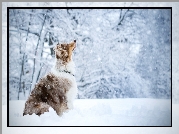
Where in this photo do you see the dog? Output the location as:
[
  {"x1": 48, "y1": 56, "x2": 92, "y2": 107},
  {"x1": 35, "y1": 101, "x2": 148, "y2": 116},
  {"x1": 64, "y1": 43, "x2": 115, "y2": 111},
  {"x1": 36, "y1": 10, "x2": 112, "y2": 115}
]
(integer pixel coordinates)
[{"x1": 23, "y1": 40, "x2": 78, "y2": 116}]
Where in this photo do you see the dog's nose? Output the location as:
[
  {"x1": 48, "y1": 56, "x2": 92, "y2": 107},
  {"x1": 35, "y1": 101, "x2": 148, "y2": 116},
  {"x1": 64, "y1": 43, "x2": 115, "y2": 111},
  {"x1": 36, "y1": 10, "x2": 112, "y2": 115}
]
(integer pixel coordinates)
[{"x1": 74, "y1": 40, "x2": 76, "y2": 43}]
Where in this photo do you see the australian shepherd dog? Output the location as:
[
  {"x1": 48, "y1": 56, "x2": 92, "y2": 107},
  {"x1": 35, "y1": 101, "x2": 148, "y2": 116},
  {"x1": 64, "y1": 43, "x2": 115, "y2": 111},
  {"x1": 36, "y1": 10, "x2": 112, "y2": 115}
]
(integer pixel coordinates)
[{"x1": 23, "y1": 40, "x2": 78, "y2": 116}]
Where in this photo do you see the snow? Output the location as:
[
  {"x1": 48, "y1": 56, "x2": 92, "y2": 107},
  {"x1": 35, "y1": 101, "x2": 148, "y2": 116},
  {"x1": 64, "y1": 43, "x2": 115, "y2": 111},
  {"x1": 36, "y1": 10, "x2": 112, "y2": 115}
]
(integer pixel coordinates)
[
  {"x1": 8, "y1": 99, "x2": 171, "y2": 126},
  {"x1": 3, "y1": 99, "x2": 179, "y2": 134}
]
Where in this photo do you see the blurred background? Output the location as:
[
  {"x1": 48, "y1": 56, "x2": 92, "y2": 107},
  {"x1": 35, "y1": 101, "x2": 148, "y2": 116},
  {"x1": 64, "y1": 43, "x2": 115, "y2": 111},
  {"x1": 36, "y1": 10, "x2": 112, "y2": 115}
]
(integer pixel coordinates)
[{"x1": 8, "y1": 8, "x2": 171, "y2": 100}]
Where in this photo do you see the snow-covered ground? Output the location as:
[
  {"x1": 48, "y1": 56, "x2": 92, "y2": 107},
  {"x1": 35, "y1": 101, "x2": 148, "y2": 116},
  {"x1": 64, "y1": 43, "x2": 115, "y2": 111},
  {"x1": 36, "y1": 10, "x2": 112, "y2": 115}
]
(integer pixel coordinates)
[{"x1": 7, "y1": 99, "x2": 171, "y2": 126}]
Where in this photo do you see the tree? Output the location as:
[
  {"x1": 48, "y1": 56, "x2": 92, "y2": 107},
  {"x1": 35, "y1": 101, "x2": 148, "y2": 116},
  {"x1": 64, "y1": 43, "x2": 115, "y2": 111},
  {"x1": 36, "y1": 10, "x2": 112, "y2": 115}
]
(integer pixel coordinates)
[
  {"x1": 9, "y1": 9, "x2": 171, "y2": 100},
  {"x1": 135, "y1": 9, "x2": 171, "y2": 98}
]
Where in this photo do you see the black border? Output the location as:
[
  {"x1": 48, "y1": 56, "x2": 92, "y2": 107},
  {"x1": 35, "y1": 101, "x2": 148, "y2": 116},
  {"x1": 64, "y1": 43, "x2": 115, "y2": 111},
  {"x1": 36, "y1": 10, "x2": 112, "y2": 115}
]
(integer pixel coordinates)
[{"x1": 7, "y1": 6, "x2": 172, "y2": 127}]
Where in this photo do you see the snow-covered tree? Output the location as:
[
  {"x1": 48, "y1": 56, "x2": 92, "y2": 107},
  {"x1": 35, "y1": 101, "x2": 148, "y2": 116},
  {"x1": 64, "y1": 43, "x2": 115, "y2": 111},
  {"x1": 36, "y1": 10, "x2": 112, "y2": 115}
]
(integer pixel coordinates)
[
  {"x1": 135, "y1": 9, "x2": 171, "y2": 98},
  {"x1": 9, "y1": 8, "x2": 171, "y2": 100}
]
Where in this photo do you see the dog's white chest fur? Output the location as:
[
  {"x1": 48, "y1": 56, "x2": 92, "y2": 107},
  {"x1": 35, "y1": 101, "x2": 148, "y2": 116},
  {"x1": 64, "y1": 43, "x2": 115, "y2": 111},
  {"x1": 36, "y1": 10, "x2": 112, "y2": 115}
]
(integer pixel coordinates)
[{"x1": 51, "y1": 60, "x2": 78, "y2": 109}]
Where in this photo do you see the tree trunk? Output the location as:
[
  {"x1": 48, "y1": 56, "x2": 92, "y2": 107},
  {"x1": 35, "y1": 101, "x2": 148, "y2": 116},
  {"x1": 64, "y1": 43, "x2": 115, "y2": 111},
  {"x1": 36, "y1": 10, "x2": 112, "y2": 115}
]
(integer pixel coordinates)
[{"x1": 30, "y1": 12, "x2": 47, "y2": 93}]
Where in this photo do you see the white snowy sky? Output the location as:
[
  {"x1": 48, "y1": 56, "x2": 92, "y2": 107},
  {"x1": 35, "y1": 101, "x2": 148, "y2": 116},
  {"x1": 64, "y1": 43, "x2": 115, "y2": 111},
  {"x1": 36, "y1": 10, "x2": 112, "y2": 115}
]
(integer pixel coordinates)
[{"x1": 2, "y1": 2, "x2": 179, "y2": 134}]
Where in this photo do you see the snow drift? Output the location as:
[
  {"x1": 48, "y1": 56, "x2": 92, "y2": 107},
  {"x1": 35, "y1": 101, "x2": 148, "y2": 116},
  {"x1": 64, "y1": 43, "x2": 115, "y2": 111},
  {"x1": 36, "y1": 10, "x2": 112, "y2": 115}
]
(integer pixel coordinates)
[{"x1": 8, "y1": 98, "x2": 171, "y2": 126}]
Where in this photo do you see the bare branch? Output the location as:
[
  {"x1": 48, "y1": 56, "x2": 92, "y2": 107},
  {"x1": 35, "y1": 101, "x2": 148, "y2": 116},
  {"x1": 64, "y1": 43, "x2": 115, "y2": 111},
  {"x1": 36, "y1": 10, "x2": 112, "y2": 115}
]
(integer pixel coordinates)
[{"x1": 118, "y1": 9, "x2": 129, "y2": 26}]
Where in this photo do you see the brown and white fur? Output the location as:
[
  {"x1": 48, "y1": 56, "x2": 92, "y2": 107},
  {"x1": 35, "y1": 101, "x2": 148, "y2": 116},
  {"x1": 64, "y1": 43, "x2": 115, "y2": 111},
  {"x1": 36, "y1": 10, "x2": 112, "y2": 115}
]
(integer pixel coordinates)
[{"x1": 23, "y1": 40, "x2": 78, "y2": 116}]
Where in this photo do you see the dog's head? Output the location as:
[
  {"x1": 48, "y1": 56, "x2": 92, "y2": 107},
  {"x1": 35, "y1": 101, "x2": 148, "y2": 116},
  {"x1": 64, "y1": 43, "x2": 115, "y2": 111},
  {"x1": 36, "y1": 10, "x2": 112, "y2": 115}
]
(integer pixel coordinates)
[{"x1": 53, "y1": 40, "x2": 76, "y2": 64}]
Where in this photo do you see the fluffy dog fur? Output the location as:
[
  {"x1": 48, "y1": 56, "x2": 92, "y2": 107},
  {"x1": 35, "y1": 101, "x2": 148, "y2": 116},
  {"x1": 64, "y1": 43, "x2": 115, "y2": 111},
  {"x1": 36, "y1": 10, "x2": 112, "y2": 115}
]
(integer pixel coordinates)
[{"x1": 23, "y1": 40, "x2": 77, "y2": 116}]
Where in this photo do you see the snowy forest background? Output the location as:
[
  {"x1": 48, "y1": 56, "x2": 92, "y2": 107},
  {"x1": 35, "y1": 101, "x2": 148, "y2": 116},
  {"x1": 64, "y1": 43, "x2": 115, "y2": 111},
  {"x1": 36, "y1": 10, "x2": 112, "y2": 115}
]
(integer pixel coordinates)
[{"x1": 8, "y1": 8, "x2": 171, "y2": 100}]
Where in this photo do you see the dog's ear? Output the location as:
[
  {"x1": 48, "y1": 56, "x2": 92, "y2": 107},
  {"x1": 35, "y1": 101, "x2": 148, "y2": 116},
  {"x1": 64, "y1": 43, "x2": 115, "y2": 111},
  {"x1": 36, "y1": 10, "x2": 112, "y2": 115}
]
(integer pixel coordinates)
[{"x1": 53, "y1": 43, "x2": 60, "y2": 51}]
